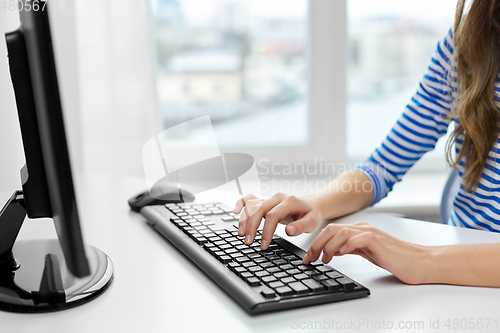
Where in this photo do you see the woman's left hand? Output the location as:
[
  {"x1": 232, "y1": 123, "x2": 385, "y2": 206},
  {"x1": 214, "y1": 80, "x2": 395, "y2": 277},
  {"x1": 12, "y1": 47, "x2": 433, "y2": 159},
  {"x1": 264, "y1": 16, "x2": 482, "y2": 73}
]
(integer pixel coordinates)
[{"x1": 302, "y1": 222, "x2": 431, "y2": 285}]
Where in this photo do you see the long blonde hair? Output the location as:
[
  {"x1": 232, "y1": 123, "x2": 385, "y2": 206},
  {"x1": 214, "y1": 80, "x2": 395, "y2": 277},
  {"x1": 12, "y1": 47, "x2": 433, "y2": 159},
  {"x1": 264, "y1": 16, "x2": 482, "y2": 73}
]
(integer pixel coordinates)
[{"x1": 446, "y1": 0, "x2": 500, "y2": 191}]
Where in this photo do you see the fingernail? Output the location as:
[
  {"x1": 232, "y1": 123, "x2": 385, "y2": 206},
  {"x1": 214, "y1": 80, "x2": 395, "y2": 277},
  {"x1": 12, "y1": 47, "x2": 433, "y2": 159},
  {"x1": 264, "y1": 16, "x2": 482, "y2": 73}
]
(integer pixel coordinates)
[
  {"x1": 261, "y1": 240, "x2": 267, "y2": 250},
  {"x1": 287, "y1": 225, "x2": 296, "y2": 236},
  {"x1": 238, "y1": 225, "x2": 244, "y2": 236},
  {"x1": 303, "y1": 254, "x2": 310, "y2": 264},
  {"x1": 245, "y1": 235, "x2": 251, "y2": 244}
]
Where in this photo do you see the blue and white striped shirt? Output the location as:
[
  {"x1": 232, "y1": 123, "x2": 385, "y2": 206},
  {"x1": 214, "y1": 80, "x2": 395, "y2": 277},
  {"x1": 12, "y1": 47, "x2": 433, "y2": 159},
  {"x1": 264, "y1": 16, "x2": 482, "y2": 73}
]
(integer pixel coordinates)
[{"x1": 354, "y1": 28, "x2": 500, "y2": 232}]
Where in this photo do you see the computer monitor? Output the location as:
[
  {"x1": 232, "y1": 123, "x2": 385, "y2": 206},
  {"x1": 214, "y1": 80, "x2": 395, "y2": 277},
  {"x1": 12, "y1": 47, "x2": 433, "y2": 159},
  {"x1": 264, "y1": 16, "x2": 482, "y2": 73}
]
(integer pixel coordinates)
[{"x1": 0, "y1": 3, "x2": 113, "y2": 312}]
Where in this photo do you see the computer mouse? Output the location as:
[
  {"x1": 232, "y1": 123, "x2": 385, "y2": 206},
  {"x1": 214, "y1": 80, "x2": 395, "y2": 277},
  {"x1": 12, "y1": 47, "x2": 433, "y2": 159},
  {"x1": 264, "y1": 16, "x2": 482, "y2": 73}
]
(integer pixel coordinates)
[{"x1": 128, "y1": 190, "x2": 195, "y2": 212}]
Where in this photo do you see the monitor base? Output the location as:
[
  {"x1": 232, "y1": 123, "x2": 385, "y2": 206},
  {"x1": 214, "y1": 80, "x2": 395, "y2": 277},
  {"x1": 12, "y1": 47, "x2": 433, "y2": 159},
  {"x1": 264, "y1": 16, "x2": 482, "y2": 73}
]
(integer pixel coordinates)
[{"x1": 0, "y1": 239, "x2": 113, "y2": 313}]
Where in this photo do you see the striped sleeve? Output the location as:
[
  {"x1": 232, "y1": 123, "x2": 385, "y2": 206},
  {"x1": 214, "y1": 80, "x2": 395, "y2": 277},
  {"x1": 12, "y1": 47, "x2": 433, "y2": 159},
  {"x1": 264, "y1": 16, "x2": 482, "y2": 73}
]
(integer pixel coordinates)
[{"x1": 353, "y1": 29, "x2": 455, "y2": 205}]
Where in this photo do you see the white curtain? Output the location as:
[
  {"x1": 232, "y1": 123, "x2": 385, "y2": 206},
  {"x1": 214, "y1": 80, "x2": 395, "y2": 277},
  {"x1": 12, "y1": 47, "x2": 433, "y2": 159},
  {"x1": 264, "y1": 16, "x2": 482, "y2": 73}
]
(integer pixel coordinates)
[
  {"x1": 0, "y1": 11, "x2": 26, "y2": 194},
  {"x1": 0, "y1": 0, "x2": 157, "y2": 196},
  {"x1": 75, "y1": 0, "x2": 158, "y2": 178}
]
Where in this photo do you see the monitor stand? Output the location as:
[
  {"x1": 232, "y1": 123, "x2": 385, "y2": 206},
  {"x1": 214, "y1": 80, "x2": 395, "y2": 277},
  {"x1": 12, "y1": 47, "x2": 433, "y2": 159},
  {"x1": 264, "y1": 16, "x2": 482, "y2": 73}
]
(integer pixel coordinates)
[{"x1": 0, "y1": 192, "x2": 114, "y2": 313}]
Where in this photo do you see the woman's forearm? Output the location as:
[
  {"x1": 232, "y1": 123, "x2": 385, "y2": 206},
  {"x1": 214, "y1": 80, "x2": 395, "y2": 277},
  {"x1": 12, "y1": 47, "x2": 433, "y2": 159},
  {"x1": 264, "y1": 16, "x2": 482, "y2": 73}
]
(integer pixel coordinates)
[
  {"x1": 305, "y1": 170, "x2": 373, "y2": 221},
  {"x1": 423, "y1": 243, "x2": 500, "y2": 287}
]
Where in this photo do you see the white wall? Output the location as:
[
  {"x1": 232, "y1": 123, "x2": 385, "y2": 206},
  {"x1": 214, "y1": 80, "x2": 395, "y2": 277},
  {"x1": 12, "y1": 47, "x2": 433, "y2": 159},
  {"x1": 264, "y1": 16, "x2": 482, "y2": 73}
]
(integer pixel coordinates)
[{"x1": 0, "y1": 10, "x2": 24, "y2": 194}]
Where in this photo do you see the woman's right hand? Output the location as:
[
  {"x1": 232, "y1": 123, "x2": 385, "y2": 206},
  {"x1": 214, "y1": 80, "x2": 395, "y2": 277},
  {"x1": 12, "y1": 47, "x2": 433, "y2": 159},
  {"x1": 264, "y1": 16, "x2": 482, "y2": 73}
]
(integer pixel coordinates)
[{"x1": 233, "y1": 193, "x2": 324, "y2": 250}]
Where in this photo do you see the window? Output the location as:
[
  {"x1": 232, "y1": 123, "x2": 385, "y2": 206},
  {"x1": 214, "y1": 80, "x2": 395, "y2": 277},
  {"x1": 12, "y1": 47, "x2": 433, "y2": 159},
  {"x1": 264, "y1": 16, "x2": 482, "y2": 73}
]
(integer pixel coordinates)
[
  {"x1": 346, "y1": 0, "x2": 457, "y2": 172},
  {"x1": 151, "y1": 0, "x2": 346, "y2": 167}
]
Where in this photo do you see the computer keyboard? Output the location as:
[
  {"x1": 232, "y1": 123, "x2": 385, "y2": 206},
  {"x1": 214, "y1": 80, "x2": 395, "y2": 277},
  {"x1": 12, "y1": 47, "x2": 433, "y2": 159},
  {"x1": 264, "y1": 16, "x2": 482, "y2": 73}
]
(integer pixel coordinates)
[{"x1": 141, "y1": 202, "x2": 370, "y2": 314}]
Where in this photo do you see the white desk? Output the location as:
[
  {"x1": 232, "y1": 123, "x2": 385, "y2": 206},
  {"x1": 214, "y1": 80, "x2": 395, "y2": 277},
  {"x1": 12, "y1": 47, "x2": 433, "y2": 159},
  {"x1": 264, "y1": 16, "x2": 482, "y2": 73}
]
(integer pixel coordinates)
[{"x1": 2, "y1": 173, "x2": 500, "y2": 333}]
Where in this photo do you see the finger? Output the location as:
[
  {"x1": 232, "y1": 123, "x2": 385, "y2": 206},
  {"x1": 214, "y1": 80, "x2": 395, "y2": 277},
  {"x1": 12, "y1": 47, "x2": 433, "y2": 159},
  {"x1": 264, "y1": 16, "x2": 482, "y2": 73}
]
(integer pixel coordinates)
[
  {"x1": 302, "y1": 224, "x2": 343, "y2": 264},
  {"x1": 243, "y1": 194, "x2": 285, "y2": 244},
  {"x1": 260, "y1": 198, "x2": 309, "y2": 249},
  {"x1": 338, "y1": 231, "x2": 378, "y2": 255},
  {"x1": 285, "y1": 211, "x2": 319, "y2": 236},
  {"x1": 238, "y1": 198, "x2": 263, "y2": 238},
  {"x1": 321, "y1": 227, "x2": 363, "y2": 263},
  {"x1": 233, "y1": 193, "x2": 260, "y2": 214}
]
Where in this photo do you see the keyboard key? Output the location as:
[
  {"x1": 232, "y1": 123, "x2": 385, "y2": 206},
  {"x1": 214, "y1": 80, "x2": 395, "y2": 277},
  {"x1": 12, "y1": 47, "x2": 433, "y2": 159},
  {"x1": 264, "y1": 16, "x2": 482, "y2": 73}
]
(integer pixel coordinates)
[
  {"x1": 304, "y1": 270, "x2": 321, "y2": 276},
  {"x1": 297, "y1": 265, "x2": 314, "y2": 271},
  {"x1": 194, "y1": 237, "x2": 207, "y2": 244},
  {"x1": 255, "y1": 270, "x2": 270, "y2": 278},
  {"x1": 316, "y1": 265, "x2": 334, "y2": 273},
  {"x1": 326, "y1": 271, "x2": 343, "y2": 279},
  {"x1": 322, "y1": 279, "x2": 341, "y2": 291},
  {"x1": 276, "y1": 286, "x2": 294, "y2": 297},
  {"x1": 273, "y1": 259, "x2": 287, "y2": 266},
  {"x1": 302, "y1": 279, "x2": 325, "y2": 292},
  {"x1": 274, "y1": 272, "x2": 288, "y2": 279},
  {"x1": 266, "y1": 267, "x2": 281, "y2": 274},
  {"x1": 235, "y1": 257, "x2": 250, "y2": 263},
  {"x1": 234, "y1": 267, "x2": 247, "y2": 276},
  {"x1": 335, "y1": 277, "x2": 356, "y2": 290},
  {"x1": 286, "y1": 269, "x2": 301, "y2": 276},
  {"x1": 219, "y1": 256, "x2": 232, "y2": 264},
  {"x1": 217, "y1": 204, "x2": 234, "y2": 213},
  {"x1": 246, "y1": 277, "x2": 261, "y2": 287},
  {"x1": 260, "y1": 262, "x2": 274, "y2": 269},
  {"x1": 283, "y1": 255, "x2": 298, "y2": 262},
  {"x1": 242, "y1": 261, "x2": 256, "y2": 268},
  {"x1": 194, "y1": 226, "x2": 207, "y2": 231},
  {"x1": 241, "y1": 272, "x2": 253, "y2": 279},
  {"x1": 222, "y1": 216, "x2": 237, "y2": 222},
  {"x1": 289, "y1": 282, "x2": 309, "y2": 294},
  {"x1": 261, "y1": 288, "x2": 276, "y2": 299},
  {"x1": 225, "y1": 248, "x2": 237, "y2": 254},
  {"x1": 200, "y1": 210, "x2": 212, "y2": 215},
  {"x1": 268, "y1": 281, "x2": 285, "y2": 289},
  {"x1": 279, "y1": 264, "x2": 293, "y2": 271},
  {"x1": 248, "y1": 266, "x2": 262, "y2": 272},
  {"x1": 290, "y1": 260, "x2": 303, "y2": 266},
  {"x1": 211, "y1": 209, "x2": 224, "y2": 214},
  {"x1": 312, "y1": 274, "x2": 329, "y2": 281},
  {"x1": 281, "y1": 277, "x2": 296, "y2": 284},
  {"x1": 228, "y1": 262, "x2": 240, "y2": 270},
  {"x1": 293, "y1": 273, "x2": 309, "y2": 280},
  {"x1": 262, "y1": 275, "x2": 277, "y2": 284},
  {"x1": 230, "y1": 253, "x2": 243, "y2": 259}
]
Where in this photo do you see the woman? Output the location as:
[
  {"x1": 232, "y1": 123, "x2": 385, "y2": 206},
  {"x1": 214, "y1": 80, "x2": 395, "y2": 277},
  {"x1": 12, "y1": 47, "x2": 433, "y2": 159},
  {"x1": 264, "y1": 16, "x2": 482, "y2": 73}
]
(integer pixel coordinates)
[{"x1": 234, "y1": 0, "x2": 500, "y2": 287}]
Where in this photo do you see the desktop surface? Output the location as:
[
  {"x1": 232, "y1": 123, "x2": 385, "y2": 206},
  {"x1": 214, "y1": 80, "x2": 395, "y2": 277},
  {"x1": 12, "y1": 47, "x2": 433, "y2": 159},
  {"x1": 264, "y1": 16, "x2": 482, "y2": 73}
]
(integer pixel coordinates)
[{"x1": 2, "y1": 173, "x2": 500, "y2": 333}]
